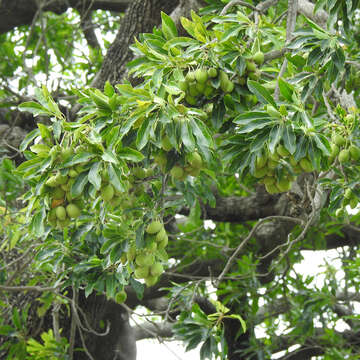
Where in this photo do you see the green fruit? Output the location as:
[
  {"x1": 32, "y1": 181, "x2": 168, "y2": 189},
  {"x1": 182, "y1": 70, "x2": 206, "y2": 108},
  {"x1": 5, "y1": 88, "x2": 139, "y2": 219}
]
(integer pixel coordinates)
[
  {"x1": 265, "y1": 183, "x2": 279, "y2": 194},
  {"x1": 127, "y1": 247, "x2": 136, "y2": 262},
  {"x1": 299, "y1": 158, "x2": 314, "y2": 172},
  {"x1": 208, "y1": 68, "x2": 218, "y2": 78},
  {"x1": 203, "y1": 86, "x2": 214, "y2": 98},
  {"x1": 289, "y1": 156, "x2": 298, "y2": 167},
  {"x1": 46, "y1": 175, "x2": 60, "y2": 187},
  {"x1": 158, "y1": 236, "x2": 168, "y2": 249},
  {"x1": 179, "y1": 80, "x2": 188, "y2": 91},
  {"x1": 246, "y1": 60, "x2": 257, "y2": 72},
  {"x1": 188, "y1": 83, "x2": 200, "y2": 97},
  {"x1": 195, "y1": 81, "x2": 206, "y2": 93},
  {"x1": 134, "y1": 267, "x2": 150, "y2": 279},
  {"x1": 333, "y1": 133, "x2": 346, "y2": 146},
  {"x1": 155, "y1": 227, "x2": 167, "y2": 242},
  {"x1": 66, "y1": 203, "x2": 81, "y2": 219},
  {"x1": 57, "y1": 218, "x2": 71, "y2": 229},
  {"x1": 276, "y1": 144, "x2": 290, "y2": 157},
  {"x1": 253, "y1": 167, "x2": 268, "y2": 178},
  {"x1": 349, "y1": 145, "x2": 360, "y2": 161},
  {"x1": 55, "y1": 206, "x2": 67, "y2": 221},
  {"x1": 150, "y1": 263, "x2": 164, "y2": 277},
  {"x1": 146, "y1": 220, "x2": 163, "y2": 234},
  {"x1": 52, "y1": 187, "x2": 65, "y2": 200},
  {"x1": 68, "y1": 169, "x2": 78, "y2": 178},
  {"x1": 267, "y1": 159, "x2": 278, "y2": 170},
  {"x1": 248, "y1": 71, "x2": 260, "y2": 81},
  {"x1": 133, "y1": 167, "x2": 146, "y2": 179},
  {"x1": 195, "y1": 68, "x2": 208, "y2": 83},
  {"x1": 276, "y1": 179, "x2": 292, "y2": 192},
  {"x1": 136, "y1": 253, "x2": 155, "y2": 267},
  {"x1": 219, "y1": 70, "x2": 229, "y2": 86},
  {"x1": 185, "y1": 71, "x2": 196, "y2": 82},
  {"x1": 263, "y1": 176, "x2": 275, "y2": 186},
  {"x1": 188, "y1": 152, "x2": 202, "y2": 169},
  {"x1": 253, "y1": 51, "x2": 264, "y2": 65},
  {"x1": 170, "y1": 166, "x2": 185, "y2": 180},
  {"x1": 101, "y1": 184, "x2": 115, "y2": 202},
  {"x1": 269, "y1": 151, "x2": 280, "y2": 162},
  {"x1": 330, "y1": 143, "x2": 340, "y2": 157},
  {"x1": 145, "y1": 276, "x2": 158, "y2": 287},
  {"x1": 338, "y1": 149, "x2": 350, "y2": 163},
  {"x1": 154, "y1": 151, "x2": 167, "y2": 168},
  {"x1": 57, "y1": 175, "x2": 68, "y2": 185},
  {"x1": 115, "y1": 290, "x2": 127, "y2": 304},
  {"x1": 185, "y1": 94, "x2": 197, "y2": 106},
  {"x1": 185, "y1": 166, "x2": 201, "y2": 177},
  {"x1": 256, "y1": 155, "x2": 267, "y2": 169},
  {"x1": 223, "y1": 80, "x2": 234, "y2": 93}
]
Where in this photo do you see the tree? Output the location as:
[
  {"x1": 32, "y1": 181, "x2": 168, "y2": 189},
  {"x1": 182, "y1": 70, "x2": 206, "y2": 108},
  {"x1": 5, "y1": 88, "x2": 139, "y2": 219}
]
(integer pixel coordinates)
[{"x1": 1, "y1": 0, "x2": 360, "y2": 359}]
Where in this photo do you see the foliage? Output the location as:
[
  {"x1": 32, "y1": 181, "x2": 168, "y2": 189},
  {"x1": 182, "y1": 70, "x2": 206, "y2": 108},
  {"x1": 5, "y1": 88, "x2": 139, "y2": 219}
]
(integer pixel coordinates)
[{"x1": 1, "y1": 0, "x2": 360, "y2": 359}]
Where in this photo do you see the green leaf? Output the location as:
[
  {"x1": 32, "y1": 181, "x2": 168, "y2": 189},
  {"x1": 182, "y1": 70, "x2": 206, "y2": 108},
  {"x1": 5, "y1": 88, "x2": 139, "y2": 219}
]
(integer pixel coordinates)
[
  {"x1": 108, "y1": 163, "x2": 125, "y2": 192},
  {"x1": 283, "y1": 126, "x2": 297, "y2": 154},
  {"x1": 19, "y1": 128, "x2": 40, "y2": 151},
  {"x1": 161, "y1": 11, "x2": 178, "y2": 40},
  {"x1": 136, "y1": 115, "x2": 154, "y2": 150},
  {"x1": 101, "y1": 149, "x2": 118, "y2": 164},
  {"x1": 88, "y1": 162, "x2": 101, "y2": 191},
  {"x1": 18, "y1": 101, "x2": 52, "y2": 116},
  {"x1": 30, "y1": 207, "x2": 46, "y2": 237},
  {"x1": 62, "y1": 152, "x2": 95, "y2": 167},
  {"x1": 71, "y1": 172, "x2": 88, "y2": 198},
  {"x1": 180, "y1": 17, "x2": 196, "y2": 38},
  {"x1": 118, "y1": 147, "x2": 144, "y2": 162},
  {"x1": 278, "y1": 78, "x2": 294, "y2": 102},
  {"x1": 247, "y1": 80, "x2": 277, "y2": 108},
  {"x1": 181, "y1": 120, "x2": 196, "y2": 152},
  {"x1": 268, "y1": 125, "x2": 283, "y2": 154},
  {"x1": 313, "y1": 134, "x2": 331, "y2": 156},
  {"x1": 129, "y1": 277, "x2": 144, "y2": 300}
]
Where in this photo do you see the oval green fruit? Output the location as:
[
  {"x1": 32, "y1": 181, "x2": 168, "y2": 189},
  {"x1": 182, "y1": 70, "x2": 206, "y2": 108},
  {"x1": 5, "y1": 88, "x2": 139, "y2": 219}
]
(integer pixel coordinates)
[
  {"x1": 145, "y1": 275, "x2": 158, "y2": 287},
  {"x1": 135, "y1": 253, "x2": 154, "y2": 267},
  {"x1": 52, "y1": 187, "x2": 65, "y2": 200},
  {"x1": 154, "y1": 151, "x2": 167, "y2": 167},
  {"x1": 134, "y1": 267, "x2": 150, "y2": 279},
  {"x1": 158, "y1": 236, "x2": 168, "y2": 249},
  {"x1": 256, "y1": 155, "x2": 267, "y2": 169},
  {"x1": 155, "y1": 227, "x2": 167, "y2": 242},
  {"x1": 188, "y1": 152, "x2": 202, "y2": 169},
  {"x1": 68, "y1": 169, "x2": 78, "y2": 178},
  {"x1": 276, "y1": 144, "x2": 290, "y2": 157},
  {"x1": 276, "y1": 179, "x2": 292, "y2": 192},
  {"x1": 161, "y1": 136, "x2": 173, "y2": 152},
  {"x1": 349, "y1": 145, "x2": 360, "y2": 161},
  {"x1": 146, "y1": 220, "x2": 163, "y2": 234},
  {"x1": 246, "y1": 60, "x2": 257, "y2": 72},
  {"x1": 55, "y1": 206, "x2": 67, "y2": 221},
  {"x1": 185, "y1": 94, "x2": 197, "y2": 106},
  {"x1": 170, "y1": 165, "x2": 185, "y2": 180},
  {"x1": 263, "y1": 176, "x2": 275, "y2": 186},
  {"x1": 66, "y1": 203, "x2": 81, "y2": 219},
  {"x1": 179, "y1": 80, "x2": 188, "y2": 91},
  {"x1": 253, "y1": 51, "x2": 264, "y2": 65},
  {"x1": 195, "y1": 68, "x2": 208, "y2": 83},
  {"x1": 265, "y1": 183, "x2": 279, "y2": 194},
  {"x1": 253, "y1": 167, "x2": 268, "y2": 178},
  {"x1": 150, "y1": 263, "x2": 164, "y2": 277},
  {"x1": 338, "y1": 149, "x2": 350, "y2": 163},
  {"x1": 195, "y1": 81, "x2": 206, "y2": 93},
  {"x1": 299, "y1": 158, "x2": 314, "y2": 172},
  {"x1": 330, "y1": 143, "x2": 340, "y2": 157},
  {"x1": 333, "y1": 133, "x2": 346, "y2": 146},
  {"x1": 101, "y1": 184, "x2": 115, "y2": 202},
  {"x1": 133, "y1": 167, "x2": 146, "y2": 179},
  {"x1": 208, "y1": 68, "x2": 218, "y2": 78},
  {"x1": 185, "y1": 71, "x2": 196, "y2": 82},
  {"x1": 115, "y1": 290, "x2": 127, "y2": 304}
]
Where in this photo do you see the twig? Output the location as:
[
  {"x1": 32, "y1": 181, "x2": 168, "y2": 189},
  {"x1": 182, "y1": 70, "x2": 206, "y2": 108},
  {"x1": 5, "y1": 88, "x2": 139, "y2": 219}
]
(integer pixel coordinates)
[
  {"x1": 220, "y1": 0, "x2": 261, "y2": 15},
  {"x1": 214, "y1": 215, "x2": 302, "y2": 287}
]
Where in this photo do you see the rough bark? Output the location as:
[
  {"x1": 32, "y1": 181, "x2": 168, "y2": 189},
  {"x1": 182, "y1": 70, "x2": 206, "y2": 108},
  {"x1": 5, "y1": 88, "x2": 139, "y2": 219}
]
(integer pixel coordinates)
[{"x1": 91, "y1": 0, "x2": 180, "y2": 89}]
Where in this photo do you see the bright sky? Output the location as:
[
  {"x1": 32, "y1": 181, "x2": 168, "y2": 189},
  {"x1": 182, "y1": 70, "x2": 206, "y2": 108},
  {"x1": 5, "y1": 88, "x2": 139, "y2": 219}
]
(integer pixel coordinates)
[{"x1": 135, "y1": 248, "x2": 345, "y2": 360}]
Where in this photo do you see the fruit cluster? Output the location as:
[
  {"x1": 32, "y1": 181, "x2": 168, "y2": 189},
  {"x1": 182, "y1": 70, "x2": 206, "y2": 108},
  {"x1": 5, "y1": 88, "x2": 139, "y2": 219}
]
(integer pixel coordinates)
[
  {"x1": 329, "y1": 131, "x2": 360, "y2": 164},
  {"x1": 254, "y1": 145, "x2": 314, "y2": 194},
  {"x1": 46, "y1": 169, "x2": 84, "y2": 229},
  {"x1": 45, "y1": 161, "x2": 124, "y2": 229},
  {"x1": 180, "y1": 67, "x2": 233, "y2": 106},
  {"x1": 128, "y1": 220, "x2": 167, "y2": 286},
  {"x1": 154, "y1": 150, "x2": 203, "y2": 181}
]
